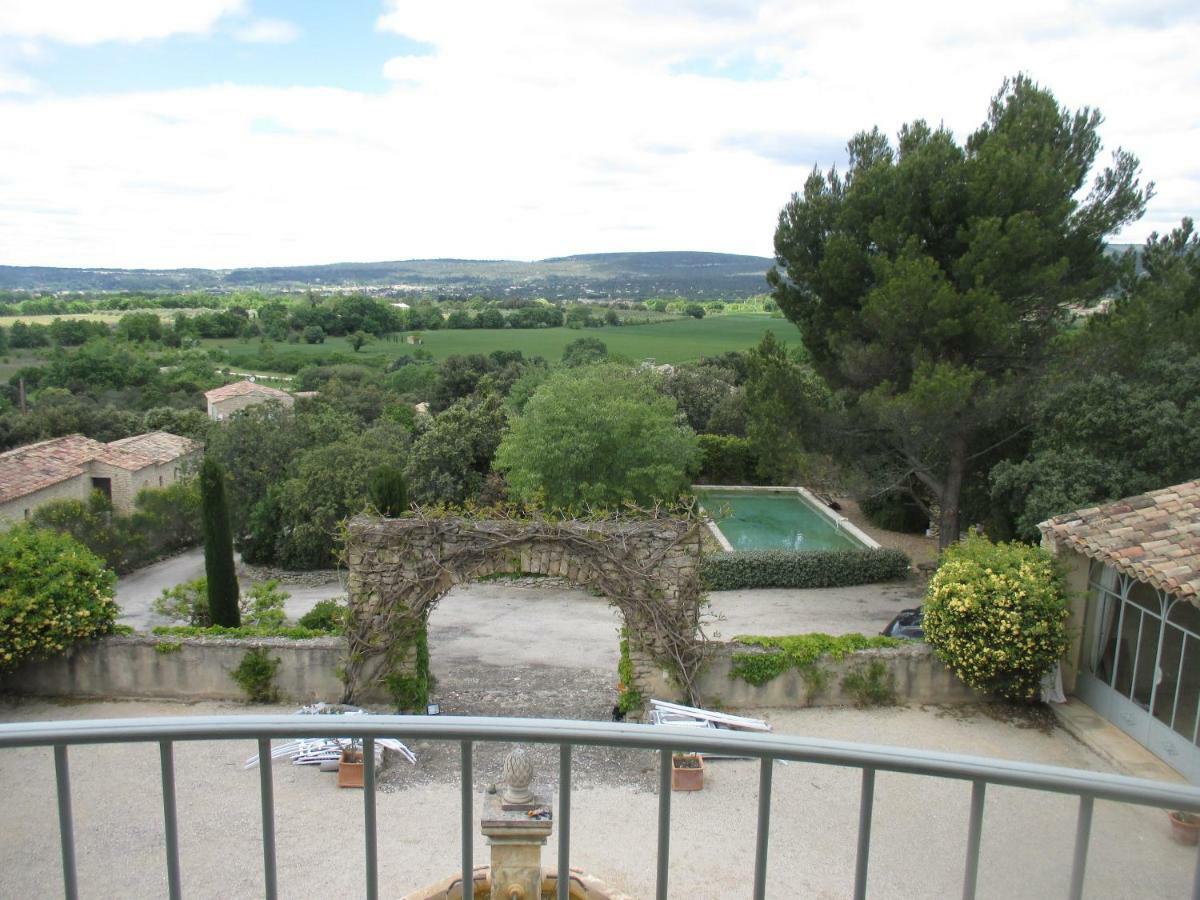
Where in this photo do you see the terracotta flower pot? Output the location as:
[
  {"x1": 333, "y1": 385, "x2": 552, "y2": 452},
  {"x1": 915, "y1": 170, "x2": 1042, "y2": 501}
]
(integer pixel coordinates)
[
  {"x1": 338, "y1": 747, "x2": 365, "y2": 789},
  {"x1": 671, "y1": 754, "x2": 704, "y2": 791},
  {"x1": 1169, "y1": 811, "x2": 1200, "y2": 845}
]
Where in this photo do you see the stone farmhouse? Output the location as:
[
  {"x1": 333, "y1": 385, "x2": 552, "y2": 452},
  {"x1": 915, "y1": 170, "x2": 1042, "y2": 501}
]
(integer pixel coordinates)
[
  {"x1": 204, "y1": 380, "x2": 294, "y2": 421},
  {"x1": 1041, "y1": 479, "x2": 1200, "y2": 781},
  {"x1": 0, "y1": 431, "x2": 200, "y2": 526}
]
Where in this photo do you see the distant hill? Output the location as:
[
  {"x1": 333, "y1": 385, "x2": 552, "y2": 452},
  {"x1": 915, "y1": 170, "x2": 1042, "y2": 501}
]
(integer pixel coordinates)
[{"x1": 0, "y1": 251, "x2": 776, "y2": 299}]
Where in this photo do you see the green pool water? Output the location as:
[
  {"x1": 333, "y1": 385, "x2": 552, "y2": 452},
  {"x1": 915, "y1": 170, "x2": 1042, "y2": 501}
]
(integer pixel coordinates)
[{"x1": 698, "y1": 489, "x2": 866, "y2": 552}]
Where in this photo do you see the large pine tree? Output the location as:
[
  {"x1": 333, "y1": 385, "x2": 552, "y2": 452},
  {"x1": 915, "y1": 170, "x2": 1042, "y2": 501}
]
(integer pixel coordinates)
[{"x1": 769, "y1": 75, "x2": 1152, "y2": 548}]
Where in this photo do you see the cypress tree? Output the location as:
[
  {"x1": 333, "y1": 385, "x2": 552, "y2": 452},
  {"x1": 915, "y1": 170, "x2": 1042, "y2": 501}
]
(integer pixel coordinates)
[
  {"x1": 200, "y1": 456, "x2": 240, "y2": 627},
  {"x1": 368, "y1": 464, "x2": 409, "y2": 517}
]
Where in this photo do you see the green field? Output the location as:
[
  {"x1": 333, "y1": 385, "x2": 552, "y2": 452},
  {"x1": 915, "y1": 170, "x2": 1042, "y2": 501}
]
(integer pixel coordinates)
[{"x1": 206, "y1": 314, "x2": 802, "y2": 368}]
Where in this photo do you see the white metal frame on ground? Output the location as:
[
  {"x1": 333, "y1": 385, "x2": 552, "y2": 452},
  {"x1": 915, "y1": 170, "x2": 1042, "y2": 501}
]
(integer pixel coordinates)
[{"x1": 692, "y1": 484, "x2": 881, "y2": 552}]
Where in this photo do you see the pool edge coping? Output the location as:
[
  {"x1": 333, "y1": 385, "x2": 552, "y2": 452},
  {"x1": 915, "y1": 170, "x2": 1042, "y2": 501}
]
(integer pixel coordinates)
[{"x1": 691, "y1": 484, "x2": 882, "y2": 551}]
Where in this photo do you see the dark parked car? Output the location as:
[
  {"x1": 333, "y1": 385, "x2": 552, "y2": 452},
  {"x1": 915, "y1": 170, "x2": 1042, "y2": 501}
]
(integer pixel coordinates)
[{"x1": 881, "y1": 608, "x2": 924, "y2": 640}]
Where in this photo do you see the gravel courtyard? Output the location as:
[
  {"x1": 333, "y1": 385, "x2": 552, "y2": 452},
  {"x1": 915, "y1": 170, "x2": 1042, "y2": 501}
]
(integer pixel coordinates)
[{"x1": 0, "y1": 698, "x2": 1194, "y2": 899}]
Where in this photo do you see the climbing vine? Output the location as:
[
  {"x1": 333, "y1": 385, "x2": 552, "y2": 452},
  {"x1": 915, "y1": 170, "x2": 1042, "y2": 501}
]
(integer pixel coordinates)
[
  {"x1": 616, "y1": 630, "x2": 644, "y2": 714},
  {"x1": 341, "y1": 505, "x2": 709, "y2": 705},
  {"x1": 730, "y1": 633, "x2": 900, "y2": 687}
]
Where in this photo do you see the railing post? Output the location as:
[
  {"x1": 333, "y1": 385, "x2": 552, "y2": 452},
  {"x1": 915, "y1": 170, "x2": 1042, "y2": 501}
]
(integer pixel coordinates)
[
  {"x1": 962, "y1": 780, "x2": 986, "y2": 900},
  {"x1": 558, "y1": 743, "x2": 572, "y2": 900},
  {"x1": 752, "y1": 757, "x2": 774, "y2": 900},
  {"x1": 159, "y1": 741, "x2": 183, "y2": 900},
  {"x1": 461, "y1": 740, "x2": 474, "y2": 898},
  {"x1": 1068, "y1": 795, "x2": 1093, "y2": 900},
  {"x1": 853, "y1": 767, "x2": 876, "y2": 900},
  {"x1": 53, "y1": 745, "x2": 78, "y2": 900},
  {"x1": 257, "y1": 738, "x2": 278, "y2": 900},
  {"x1": 656, "y1": 749, "x2": 672, "y2": 900},
  {"x1": 364, "y1": 737, "x2": 378, "y2": 900}
]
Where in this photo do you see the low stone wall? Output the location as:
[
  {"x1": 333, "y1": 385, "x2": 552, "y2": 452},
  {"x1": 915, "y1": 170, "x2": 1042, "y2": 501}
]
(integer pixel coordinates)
[
  {"x1": 639, "y1": 641, "x2": 981, "y2": 708},
  {"x1": 2, "y1": 635, "x2": 346, "y2": 703}
]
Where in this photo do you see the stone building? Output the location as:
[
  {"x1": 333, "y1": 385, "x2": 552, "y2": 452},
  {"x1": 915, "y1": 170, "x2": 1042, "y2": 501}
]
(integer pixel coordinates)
[
  {"x1": 0, "y1": 431, "x2": 200, "y2": 525},
  {"x1": 1040, "y1": 479, "x2": 1200, "y2": 781},
  {"x1": 204, "y1": 380, "x2": 294, "y2": 420}
]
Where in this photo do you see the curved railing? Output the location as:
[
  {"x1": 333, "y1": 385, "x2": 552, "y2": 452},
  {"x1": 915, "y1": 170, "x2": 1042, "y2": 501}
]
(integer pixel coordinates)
[{"x1": 2, "y1": 714, "x2": 1199, "y2": 900}]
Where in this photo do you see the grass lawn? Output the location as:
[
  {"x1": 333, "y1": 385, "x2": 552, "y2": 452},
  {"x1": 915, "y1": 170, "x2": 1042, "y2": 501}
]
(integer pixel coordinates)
[
  {"x1": 0, "y1": 313, "x2": 127, "y2": 326},
  {"x1": 207, "y1": 313, "x2": 803, "y2": 369},
  {"x1": 0, "y1": 350, "x2": 45, "y2": 379}
]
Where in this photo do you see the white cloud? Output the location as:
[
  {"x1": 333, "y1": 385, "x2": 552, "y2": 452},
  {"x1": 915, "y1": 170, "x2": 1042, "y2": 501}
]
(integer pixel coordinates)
[
  {"x1": 233, "y1": 18, "x2": 299, "y2": 44},
  {"x1": 0, "y1": 0, "x2": 244, "y2": 45},
  {"x1": 0, "y1": 1, "x2": 1197, "y2": 267},
  {"x1": 0, "y1": 68, "x2": 36, "y2": 94},
  {"x1": 381, "y1": 55, "x2": 437, "y2": 84}
]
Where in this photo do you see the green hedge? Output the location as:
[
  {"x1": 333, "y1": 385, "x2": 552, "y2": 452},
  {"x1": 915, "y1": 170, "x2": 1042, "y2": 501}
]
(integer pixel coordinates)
[
  {"x1": 702, "y1": 548, "x2": 910, "y2": 590},
  {"x1": 696, "y1": 434, "x2": 759, "y2": 484}
]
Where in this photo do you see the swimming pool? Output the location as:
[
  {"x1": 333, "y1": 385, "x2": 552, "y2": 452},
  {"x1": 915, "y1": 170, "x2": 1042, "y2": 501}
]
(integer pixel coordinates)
[{"x1": 695, "y1": 486, "x2": 878, "y2": 552}]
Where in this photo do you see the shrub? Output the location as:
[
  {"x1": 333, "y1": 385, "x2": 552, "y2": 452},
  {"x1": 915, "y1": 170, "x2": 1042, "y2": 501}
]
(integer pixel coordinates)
[
  {"x1": 702, "y1": 548, "x2": 910, "y2": 590},
  {"x1": 30, "y1": 480, "x2": 201, "y2": 574},
  {"x1": 242, "y1": 580, "x2": 288, "y2": 630},
  {"x1": 696, "y1": 434, "x2": 758, "y2": 484},
  {"x1": 922, "y1": 533, "x2": 1069, "y2": 702},
  {"x1": 369, "y1": 465, "x2": 409, "y2": 517},
  {"x1": 231, "y1": 648, "x2": 281, "y2": 703},
  {"x1": 154, "y1": 578, "x2": 210, "y2": 626},
  {"x1": 155, "y1": 578, "x2": 291, "y2": 631},
  {"x1": 0, "y1": 527, "x2": 118, "y2": 669},
  {"x1": 297, "y1": 599, "x2": 347, "y2": 633}
]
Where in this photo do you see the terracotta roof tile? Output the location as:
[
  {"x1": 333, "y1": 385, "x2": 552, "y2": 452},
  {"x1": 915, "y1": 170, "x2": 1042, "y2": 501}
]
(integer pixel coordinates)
[
  {"x1": 204, "y1": 380, "x2": 292, "y2": 403},
  {"x1": 108, "y1": 431, "x2": 201, "y2": 464},
  {"x1": 1039, "y1": 479, "x2": 1200, "y2": 598}
]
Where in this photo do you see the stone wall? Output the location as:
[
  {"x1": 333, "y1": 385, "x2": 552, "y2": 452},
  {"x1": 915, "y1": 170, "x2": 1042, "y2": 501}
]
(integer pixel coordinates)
[
  {"x1": 638, "y1": 642, "x2": 982, "y2": 708},
  {"x1": 343, "y1": 514, "x2": 706, "y2": 704},
  {"x1": 1, "y1": 634, "x2": 979, "y2": 710},
  {"x1": 2, "y1": 634, "x2": 345, "y2": 703},
  {"x1": 0, "y1": 474, "x2": 91, "y2": 526}
]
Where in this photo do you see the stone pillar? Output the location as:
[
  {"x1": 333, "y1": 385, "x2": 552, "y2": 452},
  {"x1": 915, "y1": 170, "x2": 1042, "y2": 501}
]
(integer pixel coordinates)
[{"x1": 481, "y1": 748, "x2": 553, "y2": 900}]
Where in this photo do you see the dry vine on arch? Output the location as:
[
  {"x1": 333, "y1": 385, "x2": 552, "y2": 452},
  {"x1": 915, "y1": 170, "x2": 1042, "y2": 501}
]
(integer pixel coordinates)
[{"x1": 340, "y1": 505, "x2": 709, "y2": 710}]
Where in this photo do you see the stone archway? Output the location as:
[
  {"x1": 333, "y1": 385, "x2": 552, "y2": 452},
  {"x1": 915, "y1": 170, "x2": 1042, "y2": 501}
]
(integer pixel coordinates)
[{"x1": 341, "y1": 513, "x2": 705, "y2": 709}]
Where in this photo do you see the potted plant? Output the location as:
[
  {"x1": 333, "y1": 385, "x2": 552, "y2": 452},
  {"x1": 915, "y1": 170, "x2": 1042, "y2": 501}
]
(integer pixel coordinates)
[
  {"x1": 671, "y1": 753, "x2": 704, "y2": 791},
  {"x1": 338, "y1": 740, "x2": 365, "y2": 789},
  {"x1": 1168, "y1": 810, "x2": 1200, "y2": 845}
]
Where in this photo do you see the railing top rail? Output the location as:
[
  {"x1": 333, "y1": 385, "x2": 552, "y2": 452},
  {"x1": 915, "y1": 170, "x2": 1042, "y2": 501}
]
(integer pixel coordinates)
[{"x1": 2, "y1": 714, "x2": 1197, "y2": 811}]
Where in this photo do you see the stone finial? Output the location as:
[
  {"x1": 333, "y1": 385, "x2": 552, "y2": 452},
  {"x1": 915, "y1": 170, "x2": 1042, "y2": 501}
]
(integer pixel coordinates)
[{"x1": 501, "y1": 746, "x2": 535, "y2": 806}]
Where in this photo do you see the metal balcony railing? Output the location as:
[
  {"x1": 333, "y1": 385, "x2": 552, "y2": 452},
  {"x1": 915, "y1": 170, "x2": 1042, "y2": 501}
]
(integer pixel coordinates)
[{"x1": 2, "y1": 714, "x2": 1200, "y2": 900}]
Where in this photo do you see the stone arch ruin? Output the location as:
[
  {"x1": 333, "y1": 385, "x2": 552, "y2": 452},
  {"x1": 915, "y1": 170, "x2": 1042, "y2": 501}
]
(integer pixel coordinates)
[{"x1": 341, "y1": 513, "x2": 705, "y2": 709}]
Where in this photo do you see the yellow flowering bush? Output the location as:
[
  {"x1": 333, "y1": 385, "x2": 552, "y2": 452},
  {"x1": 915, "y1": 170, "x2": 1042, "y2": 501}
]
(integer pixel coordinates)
[
  {"x1": 0, "y1": 526, "x2": 118, "y2": 670},
  {"x1": 922, "y1": 533, "x2": 1068, "y2": 702}
]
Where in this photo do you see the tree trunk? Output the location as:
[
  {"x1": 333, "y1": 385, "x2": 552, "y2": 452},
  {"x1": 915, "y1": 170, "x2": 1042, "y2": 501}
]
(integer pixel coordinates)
[{"x1": 937, "y1": 434, "x2": 968, "y2": 552}]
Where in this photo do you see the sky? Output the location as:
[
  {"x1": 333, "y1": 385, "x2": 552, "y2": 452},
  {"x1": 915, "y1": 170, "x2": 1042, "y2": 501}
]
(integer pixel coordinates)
[{"x1": 0, "y1": 1, "x2": 1197, "y2": 269}]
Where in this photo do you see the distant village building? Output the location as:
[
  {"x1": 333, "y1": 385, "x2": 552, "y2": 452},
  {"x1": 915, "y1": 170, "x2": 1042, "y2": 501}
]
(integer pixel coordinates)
[
  {"x1": 204, "y1": 380, "x2": 295, "y2": 421},
  {"x1": 1041, "y1": 479, "x2": 1200, "y2": 781},
  {"x1": 0, "y1": 432, "x2": 201, "y2": 525}
]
